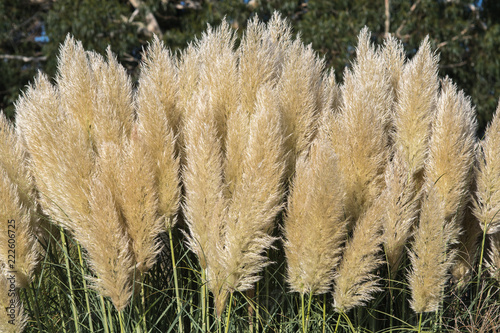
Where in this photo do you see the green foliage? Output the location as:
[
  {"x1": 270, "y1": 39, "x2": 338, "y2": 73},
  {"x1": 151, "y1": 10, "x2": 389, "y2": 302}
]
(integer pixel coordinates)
[
  {"x1": 296, "y1": 0, "x2": 500, "y2": 133},
  {"x1": 16, "y1": 222, "x2": 500, "y2": 332},
  {"x1": 43, "y1": 0, "x2": 139, "y2": 74},
  {"x1": 2, "y1": 0, "x2": 499, "y2": 131}
]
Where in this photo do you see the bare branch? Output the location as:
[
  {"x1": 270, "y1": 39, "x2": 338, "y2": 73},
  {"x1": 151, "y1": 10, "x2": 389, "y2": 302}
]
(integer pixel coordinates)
[
  {"x1": 0, "y1": 54, "x2": 47, "y2": 62},
  {"x1": 395, "y1": 0, "x2": 422, "y2": 41},
  {"x1": 436, "y1": 26, "x2": 473, "y2": 49}
]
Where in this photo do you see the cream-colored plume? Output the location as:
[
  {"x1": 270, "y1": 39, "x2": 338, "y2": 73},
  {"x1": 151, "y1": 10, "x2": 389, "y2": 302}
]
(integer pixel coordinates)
[
  {"x1": 219, "y1": 87, "x2": 284, "y2": 313},
  {"x1": 409, "y1": 78, "x2": 476, "y2": 313},
  {"x1": 278, "y1": 38, "x2": 324, "y2": 178},
  {"x1": 15, "y1": 73, "x2": 94, "y2": 230},
  {"x1": 382, "y1": 153, "x2": 419, "y2": 275},
  {"x1": 486, "y1": 232, "x2": 500, "y2": 282},
  {"x1": 137, "y1": 38, "x2": 181, "y2": 229},
  {"x1": 77, "y1": 177, "x2": 134, "y2": 312},
  {"x1": 381, "y1": 35, "x2": 405, "y2": 103},
  {"x1": 284, "y1": 130, "x2": 345, "y2": 295},
  {"x1": 452, "y1": 203, "x2": 482, "y2": 286},
  {"x1": 183, "y1": 91, "x2": 227, "y2": 271},
  {"x1": 424, "y1": 78, "x2": 476, "y2": 222},
  {"x1": 238, "y1": 13, "x2": 291, "y2": 114},
  {"x1": 408, "y1": 187, "x2": 459, "y2": 313},
  {"x1": 474, "y1": 100, "x2": 500, "y2": 234},
  {"x1": 320, "y1": 69, "x2": 341, "y2": 114},
  {"x1": 118, "y1": 130, "x2": 162, "y2": 274},
  {"x1": 0, "y1": 113, "x2": 34, "y2": 211},
  {"x1": 89, "y1": 48, "x2": 134, "y2": 149},
  {"x1": 15, "y1": 38, "x2": 179, "y2": 311},
  {"x1": 333, "y1": 194, "x2": 385, "y2": 312},
  {"x1": 333, "y1": 27, "x2": 392, "y2": 222},
  {"x1": 393, "y1": 37, "x2": 439, "y2": 182},
  {"x1": 0, "y1": 170, "x2": 39, "y2": 288},
  {"x1": 56, "y1": 35, "x2": 96, "y2": 137},
  {"x1": 139, "y1": 36, "x2": 181, "y2": 139},
  {"x1": 0, "y1": 270, "x2": 27, "y2": 333}
]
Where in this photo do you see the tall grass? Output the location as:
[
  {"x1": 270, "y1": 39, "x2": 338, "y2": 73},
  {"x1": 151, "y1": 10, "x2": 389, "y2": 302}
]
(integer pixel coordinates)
[{"x1": 1, "y1": 12, "x2": 500, "y2": 333}]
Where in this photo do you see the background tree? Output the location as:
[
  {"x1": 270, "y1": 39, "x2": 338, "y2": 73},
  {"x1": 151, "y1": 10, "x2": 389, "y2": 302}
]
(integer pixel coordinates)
[{"x1": 1, "y1": 0, "x2": 499, "y2": 132}]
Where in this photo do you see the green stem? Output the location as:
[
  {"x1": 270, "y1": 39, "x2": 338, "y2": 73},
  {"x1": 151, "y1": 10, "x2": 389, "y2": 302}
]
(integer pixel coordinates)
[
  {"x1": 107, "y1": 300, "x2": 114, "y2": 333},
  {"x1": 389, "y1": 270, "x2": 393, "y2": 333},
  {"x1": 169, "y1": 227, "x2": 184, "y2": 333},
  {"x1": 28, "y1": 286, "x2": 43, "y2": 332},
  {"x1": 118, "y1": 310, "x2": 125, "y2": 333},
  {"x1": 60, "y1": 227, "x2": 80, "y2": 333},
  {"x1": 301, "y1": 293, "x2": 305, "y2": 333},
  {"x1": 417, "y1": 312, "x2": 422, "y2": 333},
  {"x1": 77, "y1": 242, "x2": 94, "y2": 332},
  {"x1": 224, "y1": 292, "x2": 233, "y2": 333},
  {"x1": 201, "y1": 268, "x2": 207, "y2": 333},
  {"x1": 99, "y1": 295, "x2": 110, "y2": 333},
  {"x1": 140, "y1": 275, "x2": 148, "y2": 333},
  {"x1": 342, "y1": 311, "x2": 355, "y2": 333},
  {"x1": 322, "y1": 294, "x2": 326, "y2": 333},
  {"x1": 477, "y1": 223, "x2": 488, "y2": 285},
  {"x1": 56, "y1": 286, "x2": 68, "y2": 333},
  {"x1": 305, "y1": 292, "x2": 313, "y2": 332},
  {"x1": 334, "y1": 312, "x2": 341, "y2": 333},
  {"x1": 256, "y1": 281, "x2": 260, "y2": 333}
]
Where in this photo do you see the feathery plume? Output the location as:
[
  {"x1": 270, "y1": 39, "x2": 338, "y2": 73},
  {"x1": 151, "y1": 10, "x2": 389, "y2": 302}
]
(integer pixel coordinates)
[
  {"x1": 382, "y1": 153, "x2": 419, "y2": 274},
  {"x1": 0, "y1": 270, "x2": 27, "y2": 333},
  {"x1": 425, "y1": 78, "x2": 476, "y2": 222},
  {"x1": 393, "y1": 37, "x2": 439, "y2": 181},
  {"x1": 333, "y1": 27, "x2": 392, "y2": 221},
  {"x1": 77, "y1": 176, "x2": 134, "y2": 312},
  {"x1": 0, "y1": 113, "x2": 34, "y2": 209},
  {"x1": 238, "y1": 13, "x2": 291, "y2": 114},
  {"x1": 486, "y1": 232, "x2": 500, "y2": 282},
  {"x1": 381, "y1": 34, "x2": 405, "y2": 103},
  {"x1": 15, "y1": 73, "x2": 95, "y2": 229},
  {"x1": 137, "y1": 43, "x2": 180, "y2": 229},
  {"x1": 139, "y1": 36, "x2": 181, "y2": 138},
  {"x1": 118, "y1": 129, "x2": 163, "y2": 274},
  {"x1": 0, "y1": 170, "x2": 39, "y2": 288},
  {"x1": 197, "y1": 19, "x2": 238, "y2": 142},
  {"x1": 408, "y1": 188, "x2": 459, "y2": 313},
  {"x1": 452, "y1": 203, "x2": 482, "y2": 286},
  {"x1": 0, "y1": 113, "x2": 48, "y2": 242},
  {"x1": 284, "y1": 132, "x2": 345, "y2": 295},
  {"x1": 177, "y1": 43, "x2": 200, "y2": 119},
  {"x1": 333, "y1": 195, "x2": 385, "y2": 312},
  {"x1": 224, "y1": 106, "x2": 249, "y2": 199},
  {"x1": 56, "y1": 35, "x2": 96, "y2": 135},
  {"x1": 218, "y1": 86, "x2": 285, "y2": 315},
  {"x1": 183, "y1": 91, "x2": 227, "y2": 271},
  {"x1": 409, "y1": 78, "x2": 476, "y2": 312},
  {"x1": 89, "y1": 48, "x2": 134, "y2": 148},
  {"x1": 474, "y1": 100, "x2": 500, "y2": 234},
  {"x1": 320, "y1": 68, "x2": 341, "y2": 114},
  {"x1": 278, "y1": 38, "x2": 324, "y2": 178}
]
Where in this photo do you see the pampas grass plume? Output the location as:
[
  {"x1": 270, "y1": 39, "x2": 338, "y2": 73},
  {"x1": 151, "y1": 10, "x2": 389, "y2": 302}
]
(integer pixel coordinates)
[
  {"x1": 221, "y1": 86, "x2": 284, "y2": 298},
  {"x1": 474, "y1": 100, "x2": 500, "y2": 234},
  {"x1": 382, "y1": 153, "x2": 419, "y2": 274},
  {"x1": 333, "y1": 27, "x2": 391, "y2": 221},
  {"x1": 284, "y1": 132, "x2": 345, "y2": 295},
  {"x1": 333, "y1": 195, "x2": 385, "y2": 312},
  {"x1": 0, "y1": 170, "x2": 39, "y2": 288},
  {"x1": 78, "y1": 177, "x2": 134, "y2": 312},
  {"x1": 409, "y1": 78, "x2": 476, "y2": 313},
  {"x1": 0, "y1": 270, "x2": 27, "y2": 332},
  {"x1": 393, "y1": 37, "x2": 439, "y2": 180},
  {"x1": 183, "y1": 91, "x2": 227, "y2": 271}
]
